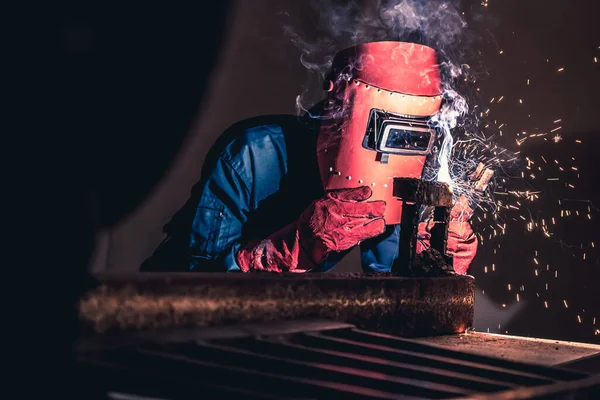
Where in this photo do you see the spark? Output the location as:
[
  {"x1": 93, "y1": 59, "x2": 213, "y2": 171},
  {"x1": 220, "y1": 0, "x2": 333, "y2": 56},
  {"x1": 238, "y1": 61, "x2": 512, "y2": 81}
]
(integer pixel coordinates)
[
  {"x1": 564, "y1": 300, "x2": 568, "y2": 308},
  {"x1": 557, "y1": 67, "x2": 564, "y2": 72},
  {"x1": 577, "y1": 315, "x2": 582, "y2": 323},
  {"x1": 553, "y1": 119, "x2": 562, "y2": 123},
  {"x1": 551, "y1": 126, "x2": 562, "y2": 133}
]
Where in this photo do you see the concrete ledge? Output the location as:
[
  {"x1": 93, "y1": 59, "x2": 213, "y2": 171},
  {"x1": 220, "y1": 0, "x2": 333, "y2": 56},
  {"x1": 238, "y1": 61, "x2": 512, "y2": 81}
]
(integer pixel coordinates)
[{"x1": 78, "y1": 273, "x2": 475, "y2": 338}]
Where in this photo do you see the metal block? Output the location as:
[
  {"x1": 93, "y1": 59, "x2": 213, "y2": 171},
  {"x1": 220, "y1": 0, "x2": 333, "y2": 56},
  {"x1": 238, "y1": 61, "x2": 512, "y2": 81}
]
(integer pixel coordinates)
[
  {"x1": 392, "y1": 178, "x2": 454, "y2": 275},
  {"x1": 78, "y1": 273, "x2": 475, "y2": 338}
]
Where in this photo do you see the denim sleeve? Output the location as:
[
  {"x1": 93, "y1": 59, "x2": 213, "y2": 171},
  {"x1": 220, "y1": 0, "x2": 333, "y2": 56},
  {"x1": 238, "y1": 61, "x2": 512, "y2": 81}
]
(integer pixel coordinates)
[
  {"x1": 188, "y1": 125, "x2": 289, "y2": 272},
  {"x1": 188, "y1": 155, "x2": 251, "y2": 272},
  {"x1": 360, "y1": 224, "x2": 401, "y2": 272}
]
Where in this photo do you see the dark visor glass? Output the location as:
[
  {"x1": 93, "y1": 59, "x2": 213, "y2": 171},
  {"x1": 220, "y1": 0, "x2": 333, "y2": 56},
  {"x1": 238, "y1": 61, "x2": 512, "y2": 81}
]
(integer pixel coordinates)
[
  {"x1": 362, "y1": 109, "x2": 435, "y2": 155},
  {"x1": 384, "y1": 127, "x2": 431, "y2": 151}
]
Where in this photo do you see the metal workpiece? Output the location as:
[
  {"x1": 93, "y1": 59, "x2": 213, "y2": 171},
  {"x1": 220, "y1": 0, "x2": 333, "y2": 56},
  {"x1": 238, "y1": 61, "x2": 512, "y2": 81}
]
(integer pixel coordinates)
[
  {"x1": 392, "y1": 178, "x2": 453, "y2": 207},
  {"x1": 78, "y1": 272, "x2": 475, "y2": 338},
  {"x1": 392, "y1": 178, "x2": 454, "y2": 275}
]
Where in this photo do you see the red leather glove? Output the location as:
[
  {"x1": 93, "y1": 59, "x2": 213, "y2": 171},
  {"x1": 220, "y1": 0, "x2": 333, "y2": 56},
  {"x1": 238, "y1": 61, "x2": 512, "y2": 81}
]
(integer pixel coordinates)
[
  {"x1": 236, "y1": 186, "x2": 386, "y2": 272},
  {"x1": 417, "y1": 195, "x2": 478, "y2": 275}
]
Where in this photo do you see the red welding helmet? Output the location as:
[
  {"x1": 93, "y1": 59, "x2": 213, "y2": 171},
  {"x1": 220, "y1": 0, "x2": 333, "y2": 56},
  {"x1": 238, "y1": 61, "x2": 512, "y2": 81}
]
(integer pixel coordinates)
[{"x1": 317, "y1": 41, "x2": 443, "y2": 225}]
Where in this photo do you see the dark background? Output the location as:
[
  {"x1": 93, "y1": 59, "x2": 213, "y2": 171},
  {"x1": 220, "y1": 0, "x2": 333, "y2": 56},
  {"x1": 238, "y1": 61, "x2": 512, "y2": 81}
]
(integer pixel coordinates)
[{"x1": 49, "y1": 0, "x2": 599, "y2": 349}]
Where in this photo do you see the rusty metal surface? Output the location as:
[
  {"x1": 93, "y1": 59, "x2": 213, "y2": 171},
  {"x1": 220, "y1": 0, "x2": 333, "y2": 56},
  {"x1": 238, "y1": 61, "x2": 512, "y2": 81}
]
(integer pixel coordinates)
[
  {"x1": 75, "y1": 319, "x2": 597, "y2": 399},
  {"x1": 392, "y1": 178, "x2": 453, "y2": 207},
  {"x1": 79, "y1": 273, "x2": 475, "y2": 338},
  {"x1": 412, "y1": 332, "x2": 600, "y2": 368}
]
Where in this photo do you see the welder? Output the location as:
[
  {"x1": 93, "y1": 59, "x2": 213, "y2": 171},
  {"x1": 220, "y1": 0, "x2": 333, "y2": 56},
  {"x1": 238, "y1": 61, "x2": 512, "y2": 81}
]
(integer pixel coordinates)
[{"x1": 141, "y1": 41, "x2": 478, "y2": 274}]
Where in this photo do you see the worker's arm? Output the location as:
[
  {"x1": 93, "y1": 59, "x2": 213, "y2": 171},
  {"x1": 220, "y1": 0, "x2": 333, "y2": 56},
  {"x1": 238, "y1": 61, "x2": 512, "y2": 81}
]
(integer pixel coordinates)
[
  {"x1": 179, "y1": 126, "x2": 385, "y2": 272},
  {"x1": 236, "y1": 186, "x2": 386, "y2": 272},
  {"x1": 186, "y1": 153, "x2": 251, "y2": 272}
]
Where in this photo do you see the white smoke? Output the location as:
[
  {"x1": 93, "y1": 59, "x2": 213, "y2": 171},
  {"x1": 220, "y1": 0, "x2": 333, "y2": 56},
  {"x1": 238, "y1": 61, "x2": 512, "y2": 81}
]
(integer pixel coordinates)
[
  {"x1": 431, "y1": 81, "x2": 470, "y2": 187},
  {"x1": 284, "y1": 0, "x2": 488, "y2": 195}
]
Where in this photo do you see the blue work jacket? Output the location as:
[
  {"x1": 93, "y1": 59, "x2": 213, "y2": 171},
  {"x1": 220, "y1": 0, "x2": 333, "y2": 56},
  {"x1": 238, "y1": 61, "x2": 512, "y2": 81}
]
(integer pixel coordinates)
[{"x1": 141, "y1": 114, "x2": 401, "y2": 272}]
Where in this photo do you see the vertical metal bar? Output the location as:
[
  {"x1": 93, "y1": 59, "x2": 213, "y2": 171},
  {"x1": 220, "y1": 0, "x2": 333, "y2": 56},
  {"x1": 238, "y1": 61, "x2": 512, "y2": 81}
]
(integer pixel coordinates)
[
  {"x1": 394, "y1": 202, "x2": 419, "y2": 274},
  {"x1": 430, "y1": 206, "x2": 450, "y2": 256}
]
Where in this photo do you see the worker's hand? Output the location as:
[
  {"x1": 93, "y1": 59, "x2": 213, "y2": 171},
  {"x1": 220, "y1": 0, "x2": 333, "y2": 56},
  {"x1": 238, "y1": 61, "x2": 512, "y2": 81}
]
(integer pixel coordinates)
[
  {"x1": 298, "y1": 186, "x2": 386, "y2": 265},
  {"x1": 236, "y1": 186, "x2": 385, "y2": 273},
  {"x1": 417, "y1": 194, "x2": 478, "y2": 275}
]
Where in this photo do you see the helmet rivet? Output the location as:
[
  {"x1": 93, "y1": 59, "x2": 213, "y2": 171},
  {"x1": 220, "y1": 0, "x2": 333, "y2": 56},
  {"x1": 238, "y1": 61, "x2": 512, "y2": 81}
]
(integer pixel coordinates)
[
  {"x1": 383, "y1": 184, "x2": 388, "y2": 188},
  {"x1": 358, "y1": 179, "x2": 363, "y2": 184},
  {"x1": 371, "y1": 182, "x2": 376, "y2": 186},
  {"x1": 346, "y1": 176, "x2": 352, "y2": 180}
]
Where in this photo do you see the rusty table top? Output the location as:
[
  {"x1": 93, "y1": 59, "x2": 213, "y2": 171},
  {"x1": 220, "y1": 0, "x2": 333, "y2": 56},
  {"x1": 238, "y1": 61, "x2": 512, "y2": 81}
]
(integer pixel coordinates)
[{"x1": 413, "y1": 332, "x2": 600, "y2": 369}]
